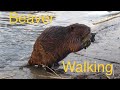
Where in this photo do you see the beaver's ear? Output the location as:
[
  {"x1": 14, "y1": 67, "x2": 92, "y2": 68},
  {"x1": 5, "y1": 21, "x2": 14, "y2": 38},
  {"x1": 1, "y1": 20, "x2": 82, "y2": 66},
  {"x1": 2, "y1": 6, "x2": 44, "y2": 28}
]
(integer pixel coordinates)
[
  {"x1": 70, "y1": 26, "x2": 74, "y2": 30},
  {"x1": 69, "y1": 25, "x2": 75, "y2": 31}
]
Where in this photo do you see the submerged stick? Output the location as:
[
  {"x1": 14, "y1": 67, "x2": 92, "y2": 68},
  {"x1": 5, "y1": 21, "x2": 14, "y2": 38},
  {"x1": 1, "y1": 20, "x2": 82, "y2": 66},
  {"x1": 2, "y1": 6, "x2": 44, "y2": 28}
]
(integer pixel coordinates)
[
  {"x1": 74, "y1": 52, "x2": 120, "y2": 65},
  {"x1": 41, "y1": 64, "x2": 69, "y2": 79},
  {"x1": 93, "y1": 13, "x2": 120, "y2": 25}
]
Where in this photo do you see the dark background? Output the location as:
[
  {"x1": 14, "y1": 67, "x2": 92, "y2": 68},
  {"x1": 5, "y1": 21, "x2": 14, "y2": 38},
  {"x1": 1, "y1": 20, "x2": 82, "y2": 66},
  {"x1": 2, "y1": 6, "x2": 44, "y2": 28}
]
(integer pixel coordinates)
[{"x1": 0, "y1": 0, "x2": 120, "y2": 11}]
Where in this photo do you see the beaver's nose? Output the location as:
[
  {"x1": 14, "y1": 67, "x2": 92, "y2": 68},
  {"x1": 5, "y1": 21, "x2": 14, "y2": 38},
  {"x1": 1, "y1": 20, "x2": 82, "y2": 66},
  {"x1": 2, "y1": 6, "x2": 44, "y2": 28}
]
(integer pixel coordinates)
[
  {"x1": 91, "y1": 33, "x2": 96, "y2": 42},
  {"x1": 84, "y1": 40, "x2": 91, "y2": 49}
]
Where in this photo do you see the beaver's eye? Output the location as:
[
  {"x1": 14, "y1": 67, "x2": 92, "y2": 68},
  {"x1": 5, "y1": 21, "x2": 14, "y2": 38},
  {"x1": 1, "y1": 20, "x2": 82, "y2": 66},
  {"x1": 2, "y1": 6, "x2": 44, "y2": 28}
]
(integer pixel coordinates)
[{"x1": 71, "y1": 26, "x2": 74, "y2": 30}]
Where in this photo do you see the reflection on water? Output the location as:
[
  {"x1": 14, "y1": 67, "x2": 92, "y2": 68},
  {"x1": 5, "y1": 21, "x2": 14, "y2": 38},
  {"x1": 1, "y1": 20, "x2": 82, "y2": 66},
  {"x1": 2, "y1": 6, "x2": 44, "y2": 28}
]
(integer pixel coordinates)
[{"x1": 0, "y1": 11, "x2": 120, "y2": 79}]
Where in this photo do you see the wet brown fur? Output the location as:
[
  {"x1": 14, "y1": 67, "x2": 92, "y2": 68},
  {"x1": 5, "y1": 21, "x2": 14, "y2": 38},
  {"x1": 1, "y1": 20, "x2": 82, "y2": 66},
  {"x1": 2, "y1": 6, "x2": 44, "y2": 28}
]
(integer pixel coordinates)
[{"x1": 28, "y1": 23, "x2": 91, "y2": 67}]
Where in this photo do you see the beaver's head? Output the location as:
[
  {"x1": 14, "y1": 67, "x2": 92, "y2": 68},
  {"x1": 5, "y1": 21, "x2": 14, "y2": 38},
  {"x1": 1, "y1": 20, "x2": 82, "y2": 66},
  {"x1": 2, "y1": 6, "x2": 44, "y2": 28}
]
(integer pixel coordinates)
[{"x1": 67, "y1": 23, "x2": 92, "y2": 51}]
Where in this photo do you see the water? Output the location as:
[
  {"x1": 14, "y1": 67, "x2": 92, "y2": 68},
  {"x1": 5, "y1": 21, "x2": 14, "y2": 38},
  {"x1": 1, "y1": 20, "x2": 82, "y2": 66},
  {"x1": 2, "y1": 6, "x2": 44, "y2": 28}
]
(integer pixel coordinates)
[{"x1": 0, "y1": 11, "x2": 120, "y2": 79}]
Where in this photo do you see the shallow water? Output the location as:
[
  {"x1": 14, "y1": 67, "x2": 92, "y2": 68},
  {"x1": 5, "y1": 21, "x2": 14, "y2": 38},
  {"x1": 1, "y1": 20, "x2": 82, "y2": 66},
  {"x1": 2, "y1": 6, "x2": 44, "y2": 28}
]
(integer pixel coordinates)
[{"x1": 0, "y1": 11, "x2": 120, "y2": 79}]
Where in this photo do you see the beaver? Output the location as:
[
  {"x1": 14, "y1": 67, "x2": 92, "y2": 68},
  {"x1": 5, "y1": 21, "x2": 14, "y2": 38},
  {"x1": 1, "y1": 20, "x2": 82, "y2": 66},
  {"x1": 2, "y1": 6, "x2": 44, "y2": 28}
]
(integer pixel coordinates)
[{"x1": 28, "y1": 23, "x2": 93, "y2": 68}]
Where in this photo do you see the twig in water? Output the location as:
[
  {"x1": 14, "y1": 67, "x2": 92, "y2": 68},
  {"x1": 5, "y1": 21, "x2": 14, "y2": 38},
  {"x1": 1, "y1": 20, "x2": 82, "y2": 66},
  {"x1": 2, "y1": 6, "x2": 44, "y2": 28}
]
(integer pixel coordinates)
[
  {"x1": 41, "y1": 64, "x2": 63, "y2": 79},
  {"x1": 74, "y1": 52, "x2": 120, "y2": 65},
  {"x1": 93, "y1": 13, "x2": 120, "y2": 25}
]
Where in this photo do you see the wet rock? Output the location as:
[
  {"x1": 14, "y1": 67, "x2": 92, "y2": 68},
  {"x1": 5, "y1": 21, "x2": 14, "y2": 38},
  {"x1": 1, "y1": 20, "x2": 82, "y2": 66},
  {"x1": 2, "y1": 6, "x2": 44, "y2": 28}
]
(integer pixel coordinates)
[{"x1": 74, "y1": 73, "x2": 108, "y2": 79}]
